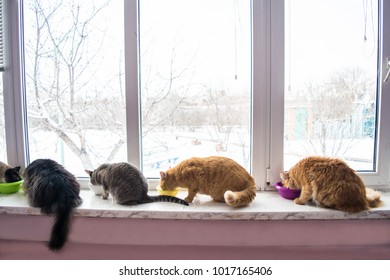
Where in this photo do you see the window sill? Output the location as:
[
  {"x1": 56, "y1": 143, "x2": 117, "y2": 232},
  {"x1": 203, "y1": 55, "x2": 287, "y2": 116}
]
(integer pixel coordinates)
[{"x1": 1, "y1": 189, "x2": 389, "y2": 220}]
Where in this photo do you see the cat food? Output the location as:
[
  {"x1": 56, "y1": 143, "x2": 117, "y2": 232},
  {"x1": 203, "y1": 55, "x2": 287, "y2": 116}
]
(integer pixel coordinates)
[
  {"x1": 156, "y1": 185, "x2": 180, "y2": 197},
  {"x1": 274, "y1": 181, "x2": 301, "y2": 200},
  {"x1": 0, "y1": 180, "x2": 23, "y2": 194}
]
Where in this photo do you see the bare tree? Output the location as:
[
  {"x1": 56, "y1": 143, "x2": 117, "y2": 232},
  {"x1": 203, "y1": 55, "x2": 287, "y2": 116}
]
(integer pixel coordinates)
[
  {"x1": 24, "y1": 1, "x2": 251, "y2": 172},
  {"x1": 141, "y1": 44, "x2": 197, "y2": 137},
  {"x1": 25, "y1": 0, "x2": 122, "y2": 170},
  {"x1": 289, "y1": 68, "x2": 376, "y2": 157}
]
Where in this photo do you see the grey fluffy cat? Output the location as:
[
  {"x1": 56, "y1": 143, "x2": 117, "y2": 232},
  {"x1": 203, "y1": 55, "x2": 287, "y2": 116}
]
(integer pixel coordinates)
[
  {"x1": 23, "y1": 159, "x2": 82, "y2": 250},
  {"x1": 86, "y1": 162, "x2": 189, "y2": 206},
  {"x1": 0, "y1": 161, "x2": 22, "y2": 183}
]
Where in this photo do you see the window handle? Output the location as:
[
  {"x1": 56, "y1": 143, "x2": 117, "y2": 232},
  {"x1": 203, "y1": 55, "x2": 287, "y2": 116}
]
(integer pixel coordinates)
[{"x1": 384, "y1": 58, "x2": 390, "y2": 82}]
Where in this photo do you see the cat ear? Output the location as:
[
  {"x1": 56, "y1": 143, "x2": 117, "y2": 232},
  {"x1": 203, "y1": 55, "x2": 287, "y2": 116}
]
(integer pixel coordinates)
[
  {"x1": 280, "y1": 171, "x2": 289, "y2": 180},
  {"x1": 85, "y1": 170, "x2": 93, "y2": 177},
  {"x1": 14, "y1": 166, "x2": 21, "y2": 172},
  {"x1": 160, "y1": 171, "x2": 167, "y2": 180}
]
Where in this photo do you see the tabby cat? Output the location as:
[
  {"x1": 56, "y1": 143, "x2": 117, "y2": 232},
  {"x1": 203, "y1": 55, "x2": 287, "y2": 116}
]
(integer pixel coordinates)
[
  {"x1": 280, "y1": 156, "x2": 383, "y2": 213},
  {"x1": 85, "y1": 162, "x2": 189, "y2": 206},
  {"x1": 159, "y1": 156, "x2": 256, "y2": 207},
  {"x1": 0, "y1": 161, "x2": 22, "y2": 183},
  {"x1": 23, "y1": 159, "x2": 82, "y2": 250}
]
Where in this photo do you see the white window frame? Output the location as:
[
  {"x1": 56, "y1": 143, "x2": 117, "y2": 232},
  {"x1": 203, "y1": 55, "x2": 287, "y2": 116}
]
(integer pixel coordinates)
[
  {"x1": 124, "y1": 0, "x2": 141, "y2": 169},
  {"x1": 3, "y1": 0, "x2": 29, "y2": 169},
  {"x1": 3, "y1": 0, "x2": 390, "y2": 191}
]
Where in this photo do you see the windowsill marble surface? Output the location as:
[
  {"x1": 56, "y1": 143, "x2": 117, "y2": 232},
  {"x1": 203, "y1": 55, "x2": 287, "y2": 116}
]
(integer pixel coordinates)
[{"x1": 1, "y1": 189, "x2": 389, "y2": 220}]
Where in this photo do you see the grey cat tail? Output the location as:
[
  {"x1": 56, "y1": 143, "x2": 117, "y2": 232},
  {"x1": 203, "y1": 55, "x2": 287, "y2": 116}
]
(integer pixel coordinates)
[{"x1": 149, "y1": 195, "x2": 189, "y2": 206}]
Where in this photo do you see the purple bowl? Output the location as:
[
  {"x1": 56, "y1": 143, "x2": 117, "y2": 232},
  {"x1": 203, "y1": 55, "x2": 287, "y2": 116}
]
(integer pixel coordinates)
[{"x1": 274, "y1": 181, "x2": 301, "y2": 200}]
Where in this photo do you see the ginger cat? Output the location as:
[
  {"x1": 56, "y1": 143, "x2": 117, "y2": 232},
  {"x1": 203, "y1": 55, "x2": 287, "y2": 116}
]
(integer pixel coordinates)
[
  {"x1": 280, "y1": 156, "x2": 383, "y2": 213},
  {"x1": 159, "y1": 156, "x2": 256, "y2": 207}
]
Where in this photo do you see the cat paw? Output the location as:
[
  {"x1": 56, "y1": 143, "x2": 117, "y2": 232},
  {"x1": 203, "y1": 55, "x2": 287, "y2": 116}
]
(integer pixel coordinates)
[
  {"x1": 294, "y1": 198, "x2": 304, "y2": 205},
  {"x1": 224, "y1": 191, "x2": 235, "y2": 204},
  {"x1": 192, "y1": 196, "x2": 201, "y2": 206}
]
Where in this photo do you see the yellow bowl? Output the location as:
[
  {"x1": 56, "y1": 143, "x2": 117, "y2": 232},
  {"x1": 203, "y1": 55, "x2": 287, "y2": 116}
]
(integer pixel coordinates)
[
  {"x1": 156, "y1": 186, "x2": 180, "y2": 197},
  {"x1": 0, "y1": 180, "x2": 23, "y2": 194}
]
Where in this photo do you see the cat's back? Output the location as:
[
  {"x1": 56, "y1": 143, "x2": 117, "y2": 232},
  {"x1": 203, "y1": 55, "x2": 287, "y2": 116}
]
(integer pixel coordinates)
[
  {"x1": 180, "y1": 156, "x2": 247, "y2": 169},
  {"x1": 178, "y1": 156, "x2": 238, "y2": 171},
  {"x1": 100, "y1": 162, "x2": 148, "y2": 187},
  {"x1": 0, "y1": 161, "x2": 9, "y2": 169},
  {"x1": 24, "y1": 159, "x2": 80, "y2": 191},
  {"x1": 25, "y1": 159, "x2": 72, "y2": 179},
  {"x1": 0, "y1": 161, "x2": 10, "y2": 181},
  {"x1": 206, "y1": 156, "x2": 252, "y2": 175},
  {"x1": 290, "y1": 156, "x2": 360, "y2": 183},
  {"x1": 177, "y1": 156, "x2": 254, "y2": 184}
]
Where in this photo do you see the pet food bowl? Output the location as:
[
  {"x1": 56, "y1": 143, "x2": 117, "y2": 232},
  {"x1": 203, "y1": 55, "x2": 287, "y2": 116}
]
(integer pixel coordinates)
[
  {"x1": 156, "y1": 186, "x2": 180, "y2": 197},
  {"x1": 274, "y1": 181, "x2": 301, "y2": 200},
  {"x1": 88, "y1": 182, "x2": 104, "y2": 195},
  {"x1": 0, "y1": 180, "x2": 23, "y2": 194}
]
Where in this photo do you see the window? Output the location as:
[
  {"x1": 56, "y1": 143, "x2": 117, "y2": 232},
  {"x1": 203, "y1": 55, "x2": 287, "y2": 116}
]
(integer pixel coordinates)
[
  {"x1": 3, "y1": 0, "x2": 390, "y2": 190},
  {"x1": 285, "y1": 0, "x2": 379, "y2": 172},
  {"x1": 20, "y1": 0, "x2": 251, "y2": 179},
  {"x1": 23, "y1": 0, "x2": 125, "y2": 177},
  {"x1": 139, "y1": 0, "x2": 251, "y2": 178},
  {"x1": 267, "y1": 0, "x2": 390, "y2": 187}
]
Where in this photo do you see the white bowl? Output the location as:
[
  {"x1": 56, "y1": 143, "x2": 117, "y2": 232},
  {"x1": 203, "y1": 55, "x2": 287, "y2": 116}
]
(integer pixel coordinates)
[{"x1": 88, "y1": 182, "x2": 104, "y2": 195}]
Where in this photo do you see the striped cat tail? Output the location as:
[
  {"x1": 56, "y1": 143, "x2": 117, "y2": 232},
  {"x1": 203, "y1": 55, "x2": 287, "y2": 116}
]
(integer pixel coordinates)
[
  {"x1": 149, "y1": 195, "x2": 189, "y2": 206},
  {"x1": 224, "y1": 184, "x2": 257, "y2": 208},
  {"x1": 365, "y1": 187, "x2": 383, "y2": 208}
]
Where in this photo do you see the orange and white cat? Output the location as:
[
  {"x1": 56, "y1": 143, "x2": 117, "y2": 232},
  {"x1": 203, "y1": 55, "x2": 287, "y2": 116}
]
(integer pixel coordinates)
[
  {"x1": 159, "y1": 156, "x2": 256, "y2": 207},
  {"x1": 280, "y1": 156, "x2": 382, "y2": 213}
]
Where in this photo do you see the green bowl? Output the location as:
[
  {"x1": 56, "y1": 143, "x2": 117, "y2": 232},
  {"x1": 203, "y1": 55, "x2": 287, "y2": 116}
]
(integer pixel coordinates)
[{"x1": 0, "y1": 180, "x2": 23, "y2": 194}]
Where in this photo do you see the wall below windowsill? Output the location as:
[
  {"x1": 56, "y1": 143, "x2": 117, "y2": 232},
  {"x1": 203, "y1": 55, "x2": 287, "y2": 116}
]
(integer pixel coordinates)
[{"x1": 1, "y1": 189, "x2": 390, "y2": 221}]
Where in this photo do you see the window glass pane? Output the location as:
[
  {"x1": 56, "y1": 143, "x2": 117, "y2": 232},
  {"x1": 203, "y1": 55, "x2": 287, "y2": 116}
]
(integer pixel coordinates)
[
  {"x1": 0, "y1": 73, "x2": 6, "y2": 161},
  {"x1": 23, "y1": 0, "x2": 125, "y2": 176},
  {"x1": 284, "y1": 0, "x2": 379, "y2": 171},
  {"x1": 139, "y1": 0, "x2": 251, "y2": 178}
]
